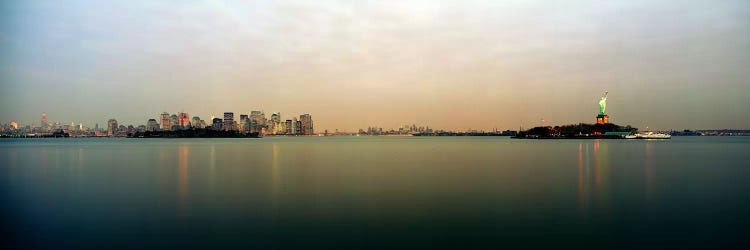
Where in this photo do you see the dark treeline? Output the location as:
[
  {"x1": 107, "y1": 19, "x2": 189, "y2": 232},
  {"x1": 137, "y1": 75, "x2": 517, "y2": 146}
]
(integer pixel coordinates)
[{"x1": 515, "y1": 123, "x2": 637, "y2": 139}]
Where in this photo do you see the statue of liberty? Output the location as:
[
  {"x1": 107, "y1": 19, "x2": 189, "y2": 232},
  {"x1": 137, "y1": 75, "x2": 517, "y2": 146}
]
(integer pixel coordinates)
[{"x1": 598, "y1": 91, "x2": 608, "y2": 115}]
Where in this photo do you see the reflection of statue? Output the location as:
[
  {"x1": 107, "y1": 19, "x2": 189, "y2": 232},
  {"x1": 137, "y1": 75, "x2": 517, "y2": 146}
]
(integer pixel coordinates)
[{"x1": 598, "y1": 91, "x2": 608, "y2": 115}]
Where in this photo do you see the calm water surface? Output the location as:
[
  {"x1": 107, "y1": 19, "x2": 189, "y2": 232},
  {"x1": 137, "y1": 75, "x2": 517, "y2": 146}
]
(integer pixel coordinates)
[{"x1": 2, "y1": 137, "x2": 749, "y2": 249}]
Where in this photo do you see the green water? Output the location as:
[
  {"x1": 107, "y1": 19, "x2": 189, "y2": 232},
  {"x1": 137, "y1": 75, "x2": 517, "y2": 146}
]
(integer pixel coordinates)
[{"x1": 1, "y1": 137, "x2": 749, "y2": 249}]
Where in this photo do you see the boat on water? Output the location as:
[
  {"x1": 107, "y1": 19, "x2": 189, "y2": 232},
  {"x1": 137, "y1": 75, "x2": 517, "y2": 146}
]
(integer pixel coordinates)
[{"x1": 635, "y1": 132, "x2": 671, "y2": 139}]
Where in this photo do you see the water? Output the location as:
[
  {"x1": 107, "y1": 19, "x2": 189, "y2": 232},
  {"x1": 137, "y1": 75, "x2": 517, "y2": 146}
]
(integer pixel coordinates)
[{"x1": 1, "y1": 137, "x2": 749, "y2": 249}]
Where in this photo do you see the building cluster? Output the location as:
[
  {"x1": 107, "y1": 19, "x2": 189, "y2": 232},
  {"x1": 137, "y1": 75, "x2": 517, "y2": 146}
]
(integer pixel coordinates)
[
  {"x1": 143, "y1": 111, "x2": 314, "y2": 136},
  {"x1": 0, "y1": 113, "x2": 113, "y2": 137},
  {"x1": 0, "y1": 111, "x2": 315, "y2": 137},
  {"x1": 357, "y1": 124, "x2": 434, "y2": 135}
]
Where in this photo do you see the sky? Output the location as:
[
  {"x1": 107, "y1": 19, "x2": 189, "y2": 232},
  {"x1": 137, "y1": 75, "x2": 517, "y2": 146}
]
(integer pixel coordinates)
[{"x1": 1, "y1": 0, "x2": 749, "y2": 131}]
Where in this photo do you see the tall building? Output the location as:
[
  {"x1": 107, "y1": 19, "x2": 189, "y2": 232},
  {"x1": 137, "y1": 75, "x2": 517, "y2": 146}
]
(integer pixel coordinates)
[
  {"x1": 10, "y1": 121, "x2": 18, "y2": 130},
  {"x1": 285, "y1": 120, "x2": 293, "y2": 134},
  {"x1": 223, "y1": 112, "x2": 234, "y2": 131},
  {"x1": 160, "y1": 112, "x2": 171, "y2": 131},
  {"x1": 146, "y1": 119, "x2": 160, "y2": 132},
  {"x1": 292, "y1": 117, "x2": 299, "y2": 135},
  {"x1": 41, "y1": 113, "x2": 49, "y2": 132},
  {"x1": 295, "y1": 119, "x2": 302, "y2": 135},
  {"x1": 250, "y1": 111, "x2": 266, "y2": 133},
  {"x1": 270, "y1": 113, "x2": 281, "y2": 134},
  {"x1": 169, "y1": 114, "x2": 179, "y2": 130},
  {"x1": 107, "y1": 119, "x2": 118, "y2": 136},
  {"x1": 178, "y1": 112, "x2": 190, "y2": 128},
  {"x1": 300, "y1": 114, "x2": 313, "y2": 135},
  {"x1": 191, "y1": 116, "x2": 203, "y2": 129},
  {"x1": 239, "y1": 114, "x2": 248, "y2": 132},
  {"x1": 212, "y1": 118, "x2": 223, "y2": 131}
]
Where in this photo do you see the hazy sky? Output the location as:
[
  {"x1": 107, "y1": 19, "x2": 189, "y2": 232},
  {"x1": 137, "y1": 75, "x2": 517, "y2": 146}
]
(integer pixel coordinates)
[{"x1": 1, "y1": 0, "x2": 749, "y2": 131}]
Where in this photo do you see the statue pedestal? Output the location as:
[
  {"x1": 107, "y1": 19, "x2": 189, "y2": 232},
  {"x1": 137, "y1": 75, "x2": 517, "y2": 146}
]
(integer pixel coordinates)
[{"x1": 596, "y1": 115, "x2": 609, "y2": 124}]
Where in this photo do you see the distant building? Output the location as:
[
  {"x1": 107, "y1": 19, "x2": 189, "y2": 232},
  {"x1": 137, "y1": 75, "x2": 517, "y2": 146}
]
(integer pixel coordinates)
[
  {"x1": 285, "y1": 119, "x2": 293, "y2": 134},
  {"x1": 146, "y1": 119, "x2": 160, "y2": 132},
  {"x1": 250, "y1": 111, "x2": 266, "y2": 133},
  {"x1": 239, "y1": 114, "x2": 248, "y2": 132},
  {"x1": 295, "y1": 119, "x2": 301, "y2": 135},
  {"x1": 270, "y1": 113, "x2": 281, "y2": 134},
  {"x1": 107, "y1": 119, "x2": 118, "y2": 136},
  {"x1": 212, "y1": 118, "x2": 223, "y2": 131},
  {"x1": 191, "y1": 116, "x2": 203, "y2": 129},
  {"x1": 10, "y1": 121, "x2": 18, "y2": 130},
  {"x1": 223, "y1": 112, "x2": 234, "y2": 131},
  {"x1": 41, "y1": 113, "x2": 49, "y2": 132},
  {"x1": 292, "y1": 117, "x2": 299, "y2": 135},
  {"x1": 178, "y1": 112, "x2": 190, "y2": 128},
  {"x1": 300, "y1": 114, "x2": 313, "y2": 135},
  {"x1": 160, "y1": 112, "x2": 171, "y2": 131},
  {"x1": 169, "y1": 114, "x2": 179, "y2": 130}
]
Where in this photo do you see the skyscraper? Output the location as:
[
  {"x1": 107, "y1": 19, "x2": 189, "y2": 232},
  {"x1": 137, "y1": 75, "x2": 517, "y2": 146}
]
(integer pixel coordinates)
[
  {"x1": 239, "y1": 114, "x2": 248, "y2": 132},
  {"x1": 270, "y1": 113, "x2": 281, "y2": 134},
  {"x1": 285, "y1": 119, "x2": 293, "y2": 134},
  {"x1": 295, "y1": 119, "x2": 302, "y2": 135},
  {"x1": 292, "y1": 117, "x2": 299, "y2": 135},
  {"x1": 169, "y1": 114, "x2": 179, "y2": 130},
  {"x1": 223, "y1": 112, "x2": 234, "y2": 131},
  {"x1": 250, "y1": 111, "x2": 266, "y2": 133},
  {"x1": 191, "y1": 116, "x2": 203, "y2": 129},
  {"x1": 146, "y1": 119, "x2": 160, "y2": 132},
  {"x1": 41, "y1": 113, "x2": 49, "y2": 132},
  {"x1": 212, "y1": 118, "x2": 223, "y2": 131},
  {"x1": 300, "y1": 114, "x2": 313, "y2": 135},
  {"x1": 107, "y1": 119, "x2": 118, "y2": 136},
  {"x1": 160, "y1": 112, "x2": 171, "y2": 131},
  {"x1": 178, "y1": 112, "x2": 190, "y2": 128}
]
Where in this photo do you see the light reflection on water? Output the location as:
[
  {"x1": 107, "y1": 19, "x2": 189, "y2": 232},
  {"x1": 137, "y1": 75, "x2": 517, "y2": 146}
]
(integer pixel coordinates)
[
  {"x1": 1, "y1": 137, "x2": 749, "y2": 249},
  {"x1": 272, "y1": 142, "x2": 280, "y2": 211},
  {"x1": 645, "y1": 142, "x2": 655, "y2": 200},
  {"x1": 178, "y1": 145, "x2": 189, "y2": 216},
  {"x1": 577, "y1": 142, "x2": 586, "y2": 213}
]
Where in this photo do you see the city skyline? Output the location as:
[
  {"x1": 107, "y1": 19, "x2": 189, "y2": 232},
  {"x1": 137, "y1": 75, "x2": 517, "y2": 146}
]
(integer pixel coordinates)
[
  {"x1": 2, "y1": 0, "x2": 750, "y2": 131},
  {"x1": 1, "y1": 110, "x2": 318, "y2": 137}
]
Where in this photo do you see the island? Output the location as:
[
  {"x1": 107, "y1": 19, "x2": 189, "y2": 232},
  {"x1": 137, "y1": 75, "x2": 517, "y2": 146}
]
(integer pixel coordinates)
[{"x1": 513, "y1": 91, "x2": 645, "y2": 139}]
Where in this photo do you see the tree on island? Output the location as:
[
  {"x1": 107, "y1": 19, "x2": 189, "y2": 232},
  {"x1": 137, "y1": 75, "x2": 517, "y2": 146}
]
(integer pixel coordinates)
[{"x1": 516, "y1": 123, "x2": 637, "y2": 138}]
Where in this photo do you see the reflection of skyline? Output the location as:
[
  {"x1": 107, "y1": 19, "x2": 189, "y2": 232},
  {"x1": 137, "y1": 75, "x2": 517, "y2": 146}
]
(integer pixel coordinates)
[
  {"x1": 577, "y1": 142, "x2": 586, "y2": 212},
  {"x1": 209, "y1": 145, "x2": 216, "y2": 191},
  {"x1": 577, "y1": 140, "x2": 660, "y2": 213},
  {"x1": 177, "y1": 145, "x2": 189, "y2": 216},
  {"x1": 594, "y1": 140, "x2": 609, "y2": 208},
  {"x1": 577, "y1": 140, "x2": 610, "y2": 213},
  {"x1": 271, "y1": 142, "x2": 280, "y2": 210}
]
